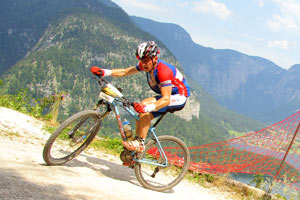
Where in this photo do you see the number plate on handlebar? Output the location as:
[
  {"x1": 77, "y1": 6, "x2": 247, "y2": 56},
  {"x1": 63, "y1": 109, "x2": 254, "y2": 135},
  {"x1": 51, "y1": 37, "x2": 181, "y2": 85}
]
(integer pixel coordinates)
[{"x1": 99, "y1": 92, "x2": 115, "y2": 103}]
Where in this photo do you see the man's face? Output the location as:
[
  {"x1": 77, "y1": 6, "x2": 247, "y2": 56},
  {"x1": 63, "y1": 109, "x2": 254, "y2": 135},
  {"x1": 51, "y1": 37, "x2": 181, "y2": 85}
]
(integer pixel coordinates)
[{"x1": 140, "y1": 56, "x2": 158, "y2": 72}]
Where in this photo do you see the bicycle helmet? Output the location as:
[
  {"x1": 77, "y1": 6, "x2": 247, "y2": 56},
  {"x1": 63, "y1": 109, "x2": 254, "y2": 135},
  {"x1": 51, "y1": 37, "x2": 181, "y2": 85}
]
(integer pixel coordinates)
[{"x1": 135, "y1": 41, "x2": 160, "y2": 60}]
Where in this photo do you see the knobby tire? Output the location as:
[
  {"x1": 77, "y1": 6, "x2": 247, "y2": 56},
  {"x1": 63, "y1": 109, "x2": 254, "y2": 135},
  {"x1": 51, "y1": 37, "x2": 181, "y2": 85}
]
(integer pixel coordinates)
[
  {"x1": 43, "y1": 110, "x2": 101, "y2": 165},
  {"x1": 134, "y1": 135, "x2": 190, "y2": 192}
]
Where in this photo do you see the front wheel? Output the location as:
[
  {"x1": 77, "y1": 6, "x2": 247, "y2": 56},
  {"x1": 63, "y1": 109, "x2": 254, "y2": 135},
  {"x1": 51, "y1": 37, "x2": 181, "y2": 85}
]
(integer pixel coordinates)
[
  {"x1": 134, "y1": 135, "x2": 190, "y2": 192},
  {"x1": 43, "y1": 110, "x2": 102, "y2": 165}
]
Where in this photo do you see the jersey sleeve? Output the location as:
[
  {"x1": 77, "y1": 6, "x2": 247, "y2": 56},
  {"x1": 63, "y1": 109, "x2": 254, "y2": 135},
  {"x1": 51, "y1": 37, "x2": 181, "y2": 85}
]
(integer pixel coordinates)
[{"x1": 157, "y1": 65, "x2": 173, "y2": 87}]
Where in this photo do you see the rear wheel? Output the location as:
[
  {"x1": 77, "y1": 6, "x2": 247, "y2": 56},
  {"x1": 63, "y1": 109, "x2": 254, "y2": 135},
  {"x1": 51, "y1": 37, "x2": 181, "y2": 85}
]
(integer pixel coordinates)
[
  {"x1": 134, "y1": 135, "x2": 190, "y2": 192},
  {"x1": 43, "y1": 110, "x2": 101, "y2": 165}
]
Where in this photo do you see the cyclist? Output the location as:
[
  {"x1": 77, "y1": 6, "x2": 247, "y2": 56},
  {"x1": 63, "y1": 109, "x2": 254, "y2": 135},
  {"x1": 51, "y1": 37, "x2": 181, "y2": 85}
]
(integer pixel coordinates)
[{"x1": 91, "y1": 41, "x2": 190, "y2": 153}]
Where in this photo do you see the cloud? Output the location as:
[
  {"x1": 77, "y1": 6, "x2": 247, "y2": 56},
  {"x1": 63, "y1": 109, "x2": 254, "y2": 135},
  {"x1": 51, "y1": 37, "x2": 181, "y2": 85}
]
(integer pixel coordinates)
[
  {"x1": 119, "y1": 0, "x2": 164, "y2": 13},
  {"x1": 175, "y1": 2, "x2": 189, "y2": 8},
  {"x1": 267, "y1": 0, "x2": 300, "y2": 32},
  {"x1": 253, "y1": 0, "x2": 265, "y2": 7},
  {"x1": 192, "y1": 0, "x2": 231, "y2": 20},
  {"x1": 268, "y1": 40, "x2": 289, "y2": 49}
]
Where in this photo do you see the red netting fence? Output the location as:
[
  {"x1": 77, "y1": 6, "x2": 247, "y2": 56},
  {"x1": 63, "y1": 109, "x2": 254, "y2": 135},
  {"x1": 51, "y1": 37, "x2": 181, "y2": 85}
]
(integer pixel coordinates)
[{"x1": 186, "y1": 111, "x2": 300, "y2": 191}]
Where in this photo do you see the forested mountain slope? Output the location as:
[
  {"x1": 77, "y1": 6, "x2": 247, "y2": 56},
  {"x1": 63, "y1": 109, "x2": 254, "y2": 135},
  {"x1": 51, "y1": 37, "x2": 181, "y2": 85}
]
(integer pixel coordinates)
[{"x1": 0, "y1": 0, "x2": 264, "y2": 146}]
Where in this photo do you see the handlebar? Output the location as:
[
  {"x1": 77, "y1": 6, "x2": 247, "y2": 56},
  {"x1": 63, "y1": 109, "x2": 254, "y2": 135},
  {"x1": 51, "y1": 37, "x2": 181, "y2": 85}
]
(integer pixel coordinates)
[
  {"x1": 96, "y1": 76, "x2": 109, "y2": 86},
  {"x1": 93, "y1": 75, "x2": 135, "y2": 108}
]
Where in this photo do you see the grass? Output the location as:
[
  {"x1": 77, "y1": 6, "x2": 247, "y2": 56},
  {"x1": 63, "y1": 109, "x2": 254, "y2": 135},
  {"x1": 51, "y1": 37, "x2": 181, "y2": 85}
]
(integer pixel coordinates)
[
  {"x1": 228, "y1": 129, "x2": 245, "y2": 137},
  {"x1": 89, "y1": 137, "x2": 123, "y2": 155},
  {"x1": 2, "y1": 131, "x2": 21, "y2": 138},
  {"x1": 43, "y1": 125, "x2": 57, "y2": 134}
]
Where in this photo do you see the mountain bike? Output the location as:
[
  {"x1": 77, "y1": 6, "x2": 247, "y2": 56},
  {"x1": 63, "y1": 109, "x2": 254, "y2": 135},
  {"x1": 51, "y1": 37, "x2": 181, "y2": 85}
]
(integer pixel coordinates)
[{"x1": 43, "y1": 76, "x2": 191, "y2": 192}]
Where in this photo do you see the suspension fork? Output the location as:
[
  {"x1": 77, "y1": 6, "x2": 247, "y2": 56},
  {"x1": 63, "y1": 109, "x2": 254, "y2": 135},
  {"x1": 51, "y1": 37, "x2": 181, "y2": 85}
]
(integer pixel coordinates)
[
  {"x1": 73, "y1": 119, "x2": 102, "y2": 142},
  {"x1": 69, "y1": 100, "x2": 110, "y2": 138},
  {"x1": 68, "y1": 117, "x2": 89, "y2": 138}
]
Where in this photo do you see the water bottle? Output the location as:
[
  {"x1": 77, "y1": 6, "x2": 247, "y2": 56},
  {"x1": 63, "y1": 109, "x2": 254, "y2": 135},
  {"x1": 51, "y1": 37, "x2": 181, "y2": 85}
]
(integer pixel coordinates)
[{"x1": 123, "y1": 119, "x2": 133, "y2": 141}]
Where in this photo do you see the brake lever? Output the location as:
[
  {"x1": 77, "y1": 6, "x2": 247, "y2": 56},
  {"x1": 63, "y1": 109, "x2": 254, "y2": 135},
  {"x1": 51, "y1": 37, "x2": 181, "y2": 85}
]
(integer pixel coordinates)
[
  {"x1": 121, "y1": 97, "x2": 134, "y2": 108},
  {"x1": 95, "y1": 76, "x2": 109, "y2": 87}
]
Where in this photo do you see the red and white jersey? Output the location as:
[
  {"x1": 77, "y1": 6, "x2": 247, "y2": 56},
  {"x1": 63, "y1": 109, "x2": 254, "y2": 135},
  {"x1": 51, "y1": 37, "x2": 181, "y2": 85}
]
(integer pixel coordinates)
[{"x1": 136, "y1": 59, "x2": 190, "y2": 97}]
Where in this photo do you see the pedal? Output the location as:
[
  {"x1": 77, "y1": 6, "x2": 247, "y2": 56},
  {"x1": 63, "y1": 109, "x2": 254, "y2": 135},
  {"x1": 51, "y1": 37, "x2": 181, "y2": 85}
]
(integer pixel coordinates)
[
  {"x1": 122, "y1": 162, "x2": 131, "y2": 167},
  {"x1": 122, "y1": 161, "x2": 135, "y2": 169}
]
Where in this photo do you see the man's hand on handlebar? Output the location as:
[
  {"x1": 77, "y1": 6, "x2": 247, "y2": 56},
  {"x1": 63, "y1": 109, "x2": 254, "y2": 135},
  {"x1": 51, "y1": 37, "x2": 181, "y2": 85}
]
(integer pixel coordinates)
[
  {"x1": 133, "y1": 102, "x2": 146, "y2": 113},
  {"x1": 133, "y1": 102, "x2": 156, "y2": 113},
  {"x1": 90, "y1": 66, "x2": 112, "y2": 77}
]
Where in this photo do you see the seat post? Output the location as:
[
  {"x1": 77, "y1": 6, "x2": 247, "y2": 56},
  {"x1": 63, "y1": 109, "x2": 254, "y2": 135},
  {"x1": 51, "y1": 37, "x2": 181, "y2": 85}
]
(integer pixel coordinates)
[{"x1": 153, "y1": 112, "x2": 167, "y2": 128}]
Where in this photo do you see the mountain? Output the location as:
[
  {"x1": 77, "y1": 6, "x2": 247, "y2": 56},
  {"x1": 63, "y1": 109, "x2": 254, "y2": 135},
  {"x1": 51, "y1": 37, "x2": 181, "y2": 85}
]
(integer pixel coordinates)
[
  {"x1": 0, "y1": 0, "x2": 244, "y2": 146},
  {"x1": 0, "y1": 0, "x2": 122, "y2": 76},
  {"x1": 131, "y1": 16, "x2": 300, "y2": 123}
]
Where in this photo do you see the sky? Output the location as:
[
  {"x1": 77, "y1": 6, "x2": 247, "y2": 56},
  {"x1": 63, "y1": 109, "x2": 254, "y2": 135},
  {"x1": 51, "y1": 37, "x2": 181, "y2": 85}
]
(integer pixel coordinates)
[{"x1": 112, "y1": 0, "x2": 300, "y2": 70}]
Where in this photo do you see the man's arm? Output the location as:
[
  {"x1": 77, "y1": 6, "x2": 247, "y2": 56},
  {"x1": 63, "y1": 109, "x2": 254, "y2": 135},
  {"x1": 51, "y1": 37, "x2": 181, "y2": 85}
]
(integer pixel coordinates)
[
  {"x1": 134, "y1": 86, "x2": 172, "y2": 113},
  {"x1": 153, "y1": 86, "x2": 172, "y2": 110},
  {"x1": 111, "y1": 66, "x2": 139, "y2": 77}
]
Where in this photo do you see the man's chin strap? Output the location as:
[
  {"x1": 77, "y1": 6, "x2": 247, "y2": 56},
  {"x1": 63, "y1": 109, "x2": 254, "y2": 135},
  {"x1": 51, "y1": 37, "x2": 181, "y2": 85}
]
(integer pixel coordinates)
[{"x1": 150, "y1": 57, "x2": 156, "y2": 73}]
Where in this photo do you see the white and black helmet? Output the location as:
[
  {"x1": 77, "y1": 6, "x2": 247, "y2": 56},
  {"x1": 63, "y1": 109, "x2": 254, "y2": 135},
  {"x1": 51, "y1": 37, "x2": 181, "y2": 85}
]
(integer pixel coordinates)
[{"x1": 135, "y1": 41, "x2": 160, "y2": 60}]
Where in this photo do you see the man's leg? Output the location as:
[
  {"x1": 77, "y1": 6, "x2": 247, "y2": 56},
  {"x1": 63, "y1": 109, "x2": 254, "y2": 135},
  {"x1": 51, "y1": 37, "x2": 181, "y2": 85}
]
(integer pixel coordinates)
[
  {"x1": 135, "y1": 94, "x2": 187, "y2": 139},
  {"x1": 135, "y1": 97, "x2": 156, "y2": 139},
  {"x1": 136, "y1": 112, "x2": 154, "y2": 139},
  {"x1": 122, "y1": 97, "x2": 156, "y2": 152}
]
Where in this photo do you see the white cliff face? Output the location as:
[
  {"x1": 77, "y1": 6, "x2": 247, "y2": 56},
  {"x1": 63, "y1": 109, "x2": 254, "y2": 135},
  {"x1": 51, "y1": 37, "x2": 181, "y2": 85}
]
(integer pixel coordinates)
[{"x1": 175, "y1": 91, "x2": 200, "y2": 121}]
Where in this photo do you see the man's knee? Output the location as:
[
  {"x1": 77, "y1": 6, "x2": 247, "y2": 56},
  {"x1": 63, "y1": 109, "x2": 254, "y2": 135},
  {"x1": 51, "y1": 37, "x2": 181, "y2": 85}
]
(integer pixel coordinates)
[
  {"x1": 138, "y1": 112, "x2": 154, "y2": 120},
  {"x1": 141, "y1": 97, "x2": 156, "y2": 105}
]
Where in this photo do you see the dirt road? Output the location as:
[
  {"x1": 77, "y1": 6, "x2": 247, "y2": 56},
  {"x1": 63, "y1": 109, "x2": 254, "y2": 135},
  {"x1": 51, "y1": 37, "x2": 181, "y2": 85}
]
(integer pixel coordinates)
[{"x1": 0, "y1": 107, "x2": 234, "y2": 200}]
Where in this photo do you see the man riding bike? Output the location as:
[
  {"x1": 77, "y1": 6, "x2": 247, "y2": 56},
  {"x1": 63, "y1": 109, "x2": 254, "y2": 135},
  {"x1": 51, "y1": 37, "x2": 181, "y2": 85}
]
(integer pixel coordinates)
[{"x1": 91, "y1": 41, "x2": 190, "y2": 153}]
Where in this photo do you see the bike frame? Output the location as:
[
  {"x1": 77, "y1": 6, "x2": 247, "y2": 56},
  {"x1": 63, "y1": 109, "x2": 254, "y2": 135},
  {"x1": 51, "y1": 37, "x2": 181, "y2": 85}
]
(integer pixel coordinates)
[{"x1": 104, "y1": 98, "x2": 169, "y2": 167}]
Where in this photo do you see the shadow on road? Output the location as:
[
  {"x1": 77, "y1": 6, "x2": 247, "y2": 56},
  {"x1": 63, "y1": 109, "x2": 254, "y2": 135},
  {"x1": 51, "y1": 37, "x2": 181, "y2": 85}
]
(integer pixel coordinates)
[
  {"x1": 60, "y1": 153, "x2": 142, "y2": 186},
  {"x1": 0, "y1": 168, "x2": 79, "y2": 200},
  {"x1": 58, "y1": 153, "x2": 175, "y2": 193}
]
